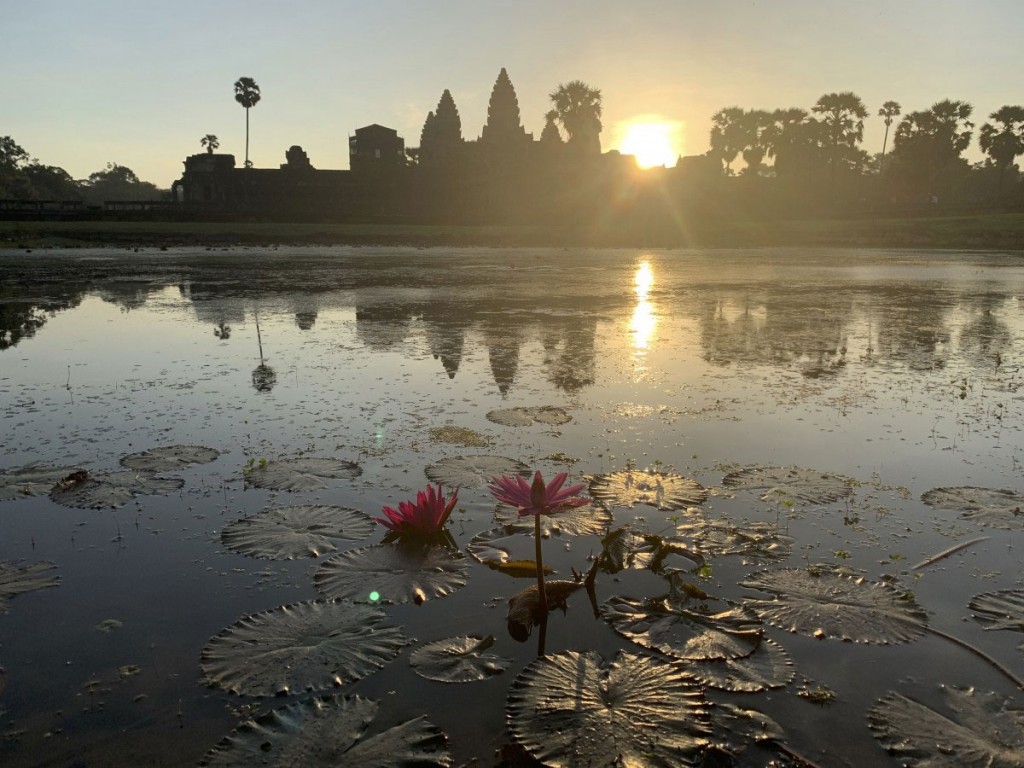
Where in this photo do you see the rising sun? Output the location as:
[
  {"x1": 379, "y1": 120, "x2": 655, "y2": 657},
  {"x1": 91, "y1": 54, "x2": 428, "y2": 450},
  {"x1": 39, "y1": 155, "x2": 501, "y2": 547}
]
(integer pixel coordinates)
[{"x1": 618, "y1": 122, "x2": 679, "y2": 169}]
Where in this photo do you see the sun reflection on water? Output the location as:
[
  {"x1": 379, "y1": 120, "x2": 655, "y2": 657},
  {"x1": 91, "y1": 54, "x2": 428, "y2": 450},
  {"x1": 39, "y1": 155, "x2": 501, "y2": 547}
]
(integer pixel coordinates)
[{"x1": 629, "y1": 260, "x2": 657, "y2": 353}]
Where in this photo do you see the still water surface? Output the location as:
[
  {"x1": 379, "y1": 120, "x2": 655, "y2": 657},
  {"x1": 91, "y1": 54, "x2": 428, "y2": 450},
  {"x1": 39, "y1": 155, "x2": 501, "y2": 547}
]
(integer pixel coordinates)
[{"x1": 1, "y1": 247, "x2": 1023, "y2": 766}]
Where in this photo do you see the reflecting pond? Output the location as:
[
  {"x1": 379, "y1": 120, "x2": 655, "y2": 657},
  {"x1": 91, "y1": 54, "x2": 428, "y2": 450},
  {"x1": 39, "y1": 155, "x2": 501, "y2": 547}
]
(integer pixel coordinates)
[{"x1": 1, "y1": 247, "x2": 1023, "y2": 766}]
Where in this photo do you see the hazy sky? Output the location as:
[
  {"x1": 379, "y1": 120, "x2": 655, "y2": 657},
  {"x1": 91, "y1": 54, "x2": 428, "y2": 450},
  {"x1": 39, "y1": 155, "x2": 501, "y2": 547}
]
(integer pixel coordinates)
[{"x1": 5, "y1": 1, "x2": 1023, "y2": 186}]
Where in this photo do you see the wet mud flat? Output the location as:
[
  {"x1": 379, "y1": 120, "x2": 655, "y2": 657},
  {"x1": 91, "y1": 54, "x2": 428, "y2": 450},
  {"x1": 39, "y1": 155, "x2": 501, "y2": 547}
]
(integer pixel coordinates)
[{"x1": 1, "y1": 247, "x2": 1023, "y2": 766}]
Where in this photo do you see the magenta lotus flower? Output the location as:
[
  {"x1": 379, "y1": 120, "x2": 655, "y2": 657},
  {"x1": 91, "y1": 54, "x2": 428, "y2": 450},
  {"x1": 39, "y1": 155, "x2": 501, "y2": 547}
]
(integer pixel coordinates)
[
  {"x1": 488, "y1": 471, "x2": 587, "y2": 517},
  {"x1": 376, "y1": 484, "x2": 459, "y2": 536}
]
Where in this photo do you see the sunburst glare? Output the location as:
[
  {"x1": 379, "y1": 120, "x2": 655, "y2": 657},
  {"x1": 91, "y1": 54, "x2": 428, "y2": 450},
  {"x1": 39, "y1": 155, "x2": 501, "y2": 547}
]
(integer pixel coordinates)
[{"x1": 618, "y1": 121, "x2": 681, "y2": 169}]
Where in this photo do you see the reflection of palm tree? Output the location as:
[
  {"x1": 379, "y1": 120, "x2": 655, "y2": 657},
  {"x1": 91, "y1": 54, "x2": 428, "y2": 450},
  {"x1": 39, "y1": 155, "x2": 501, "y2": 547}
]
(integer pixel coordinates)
[
  {"x1": 213, "y1": 321, "x2": 231, "y2": 340},
  {"x1": 251, "y1": 308, "x2": 276, "y2": 392},
  {"x1": 234, "y1": 77, "x2": 261, "y2": 168}
]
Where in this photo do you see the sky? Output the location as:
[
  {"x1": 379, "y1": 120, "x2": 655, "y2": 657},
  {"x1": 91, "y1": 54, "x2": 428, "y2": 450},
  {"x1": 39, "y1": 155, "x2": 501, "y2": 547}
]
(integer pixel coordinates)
[{"x1": 4, "y1": 0, "x2": 1024, "y2": 187}]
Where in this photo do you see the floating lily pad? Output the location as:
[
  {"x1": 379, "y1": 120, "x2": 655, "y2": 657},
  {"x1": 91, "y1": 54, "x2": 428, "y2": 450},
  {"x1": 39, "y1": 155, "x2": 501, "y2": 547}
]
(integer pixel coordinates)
[
  {"x1": 507, "y1": 580, "x2": 585, "y2": 642},
  {"x1": 722, "y1": 466, "x2": 855, "y2": 505},
  {"x1": 588, "y1": 469, "x2": 707, "y2": 511},
  {"x1": 424, "y1": 455, "x2": 529, "y2": 489},
  {"x1": 428, "y1": 426, "x2": 490, "y2": 448},
  {"x1": 689, "y1": 637, "x2": 795, "y2": 692},
  {"x1": 494, "y1": 501, "x2": 612, "y2": 537},
  {"x1": 677, "y1": 518, "x2": 795, "y2": 564},
  {"x1": 200, "y1": 599, "x2": 409, "y2": 697},
  {"x1": 485, "y1": 406, "x2": 572, "y2": 427},
  {"x1": 466, "y1": 528, "x2": 553, "y2": 577},
  {"x1": 409, "y1": 635, "x2": 511, "y2": 683},
  {"x1": 869, "y1": 685, "x2": 1024, "y2": 767},
  {"x1": 598, "y1": 526, "x2": 704, "y2": 575},
  {"x1": 244, "y1": 457, "x2": 362, "y2": 492},
  {"x1": 0, "y1": 561, "x2": 59, "y2": 614},
  {"x1": 507, "y1": 650, "x2": 712, "y2": 767},
  {"x1": 969, "y1": 590, "x2": 1024, "y2": 636},
  {"x1": 706, "y1": 703, "x2": 788, "y2": 764},
  {"x1": 199, "y1": 694, "x2": 452, "y2": 767},
  {"x1": 314, "y1": 544, "x2": 468, "y2": 605},
  {"x1": 603, "y1": 593, "x2": 763, "y2": 661},
  {"x1": 741, "y1": 567, "x2": 928, "y2": 644},
  {"x1": 221, "y1": 505, "x2": 375, "y2": 559},
  {"x1": 120, "y1": 445, "x2": 220, "y2": 472},
  {"x1": 921, "y1": 487, "x2": 1024, "y2": 529},
  {"x1": 0, "y1": 463, "x2": 81, "y2": 501},
  {"x1": 49, "y1": 470, "x2": 184, "y2": 509}
]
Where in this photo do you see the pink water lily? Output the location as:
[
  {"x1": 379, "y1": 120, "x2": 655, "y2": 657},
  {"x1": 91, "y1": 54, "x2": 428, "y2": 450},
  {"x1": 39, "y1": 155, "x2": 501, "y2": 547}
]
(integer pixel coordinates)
[
  {"x1": 376, "y1": 484, "x2": 459, "y2": 536},
  {"x1": 488, "y1": 471, "x2": 587, "y2": 517}
]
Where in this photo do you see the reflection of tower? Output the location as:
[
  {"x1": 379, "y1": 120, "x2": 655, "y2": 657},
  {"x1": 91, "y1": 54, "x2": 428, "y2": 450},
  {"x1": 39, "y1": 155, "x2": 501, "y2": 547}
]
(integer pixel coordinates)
[
  {"x1": 423, "y1": 305, "x2": 467, "y2": 379},
  {"x1": 483, "y1": 321, "x2": 520, "y2": 396},
  {"x1": 295, "y1": 311, "x2": 318, "y2": 330},
  {"x1": 355, "y1": 302, "x2": 413, "y2": 350},
  {"x1": 543, "y1": 315, "x2": 597, "y2": 393}
]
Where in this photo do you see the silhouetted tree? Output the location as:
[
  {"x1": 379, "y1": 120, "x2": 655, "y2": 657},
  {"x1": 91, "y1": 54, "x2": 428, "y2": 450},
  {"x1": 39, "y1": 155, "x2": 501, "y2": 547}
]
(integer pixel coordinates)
[
  {"x1": 0, "y1": 136, "x2": 31, "y2": 197},
  {"x1": 736, "y1": 109, "x2": 774, "y2": 175},
  {"x1": 811, "y1": 92, "x2": 868, "y2": 183},
  {"x1": 22, "y1": 164, "x2": 80, "y2": 200},
  {"x1": 234, "y1": 77, "x2": 261, "y2": 168},
  {"x1": 767, "y1": 108, "x2": 818, "y2": 179},
  {"x1": 709, "y1": 107, "x2": 745, "y2": 174},
  {"x1": 878, "y1": 101, "x2": 901, "y2": 159},
  {"x1": 979, "y1": 105, "x2": 1024, "y2": 191},
  {"x1": 891, "y1": 100, "x2": 973, "y2": 200},
  {"x1": 200, "y1": 134, "x2": 220, "y2": 154},
  {"x1": 480, "y1": 68, "x2": 529, "y2": 149},
  {"x1": 80, "y1": 163, "x2": 160, "y2": 203},
  {"x1": 549, "y1": 80, "x2": 602, "y2": 156}
]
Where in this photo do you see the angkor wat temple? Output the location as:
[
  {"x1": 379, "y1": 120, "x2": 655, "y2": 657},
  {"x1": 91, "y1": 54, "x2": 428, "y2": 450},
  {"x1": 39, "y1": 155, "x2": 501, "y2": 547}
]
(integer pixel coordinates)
[{"x1": 172, "y1": 69, "x2": 684, "y2": 225}]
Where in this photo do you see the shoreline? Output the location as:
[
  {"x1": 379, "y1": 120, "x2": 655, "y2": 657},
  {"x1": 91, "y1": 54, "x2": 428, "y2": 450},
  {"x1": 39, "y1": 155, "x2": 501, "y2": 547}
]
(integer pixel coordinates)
[{"x1": 2, "y1": 213, "x2": 1024, "y2": 251}]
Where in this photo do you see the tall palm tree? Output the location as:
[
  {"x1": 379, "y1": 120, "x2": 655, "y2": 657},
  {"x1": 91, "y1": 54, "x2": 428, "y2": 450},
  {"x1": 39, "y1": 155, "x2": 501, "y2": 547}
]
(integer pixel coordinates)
[
  {"x1": 233, "y1": 77, "x2": 261, "y2": 168},
  {"x1": 812, "y1": 92, "x2": 868, "y2": 184},
  {"x1": 979, "y1": 105, "x2": 1024, "y2": 191},
  {"x1": 709, "y1": 107, "x2": 745, "y2": 174},
  {"x1": 549, "y1": 80, "x2": 602, "y2": 155},
  {"x1": 200, "y1": 134, "x2": 219, "y2": 154},
  {"x1": 878, "y1": 101, "x2": 901, "y2": 159}
]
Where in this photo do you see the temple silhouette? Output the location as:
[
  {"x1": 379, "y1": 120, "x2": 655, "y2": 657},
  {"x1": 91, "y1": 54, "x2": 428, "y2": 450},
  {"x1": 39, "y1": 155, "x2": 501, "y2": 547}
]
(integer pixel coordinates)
[{"x1": 171, "y1": 69, "x2": 653, "y2": 225}]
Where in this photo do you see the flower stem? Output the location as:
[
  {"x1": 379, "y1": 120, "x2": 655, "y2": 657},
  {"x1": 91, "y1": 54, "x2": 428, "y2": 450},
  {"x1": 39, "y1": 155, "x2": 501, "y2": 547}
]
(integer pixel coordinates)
[{"x1": 535, "y1": 513, "x2": 548, "y2": 620}]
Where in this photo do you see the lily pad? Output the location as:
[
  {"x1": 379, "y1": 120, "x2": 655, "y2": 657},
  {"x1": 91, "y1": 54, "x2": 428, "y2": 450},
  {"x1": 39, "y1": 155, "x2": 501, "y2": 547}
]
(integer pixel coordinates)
[
  {"x1": 969, "y1": 590, "x2": 1024, "y2": 635},
  {"x1": 49, "y1": 470, "x2": 184, "y2": 509},
  {"x1": 244, "y1": 457, "x2": 362, "y2": 492},
  {"x1": 688, "y1": 637, "x2": 795, "y2": 692},
  {"x1": 428, "y1": 426, "x2": 490, "y2": 448},
  {"x1": 722, "y1": 466, "x2": 855, "y2": 505},
  {"x1": 485, "y1": 406, "x2": 572, "y2": 427},
  {"x1": 494, "y1": 501, "x2": 612, "y2": 537},
  {"x1": 424, "y1": 455, "x2": 529, "y2": 489},
  {"x1": 314, "y1": 543, "x2": 468, "y2": 605},
  {"x1": 0, "y1": 561, "x2": 59, "y2": 613},
  {"x1": 740, "y1": 566, "x2": 928, "y2": 644},
  {"x1": 0, "y1": 463, "x2": 81, "y2": 501},
  {"x1": 221, "y1": 505, "x2": 375, "y2": 559},
  {"x1": 706, "y1": 703, "x2": 788, "y2": 764},
  {"x1": 199, "y1": 694, "x2": 452, "y2": 767},
  {"x1": 603, "y1": 593, "x2": 763, "y2": 661},
  {"x1": 677, "y1": 518, "x2": 795, "y2": 564},
  {"x1": 507, "y1": 580, "x2": 585, "y2": 642},
  {"x1": 507, "y1": 650, "x2": 712, "y2": 767},
  {"x1": 466, "y1": 528, "x2": 553, "y2": 577},
  {"x1": 120, "y1": 445, "x2": 220, "y2": 472},
  {"x1": 597, "y1": 526, "x2": 705, "y2": 575},
  {"x1": 409, "y1": 635, "x2": 511, "y2": 683},
  {"x1": 921, "y1": 486, "x2": 1024, "y2": 529},
  {"x1": 588, "y1": 469, "x2": 707, "y2": 511},
  {"x1": 200, "y1": 599, "x2": 409, "y2": 697},
  {"x1": 868, "y1": 685, "x2": 1024, "y2": 767}
]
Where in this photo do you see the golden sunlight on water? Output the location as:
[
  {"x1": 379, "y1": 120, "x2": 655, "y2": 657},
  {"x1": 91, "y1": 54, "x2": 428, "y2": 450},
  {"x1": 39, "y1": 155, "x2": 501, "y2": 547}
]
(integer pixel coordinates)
[{"x1": 629, "y1": 259, "x2": 657, "y2": 353}]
